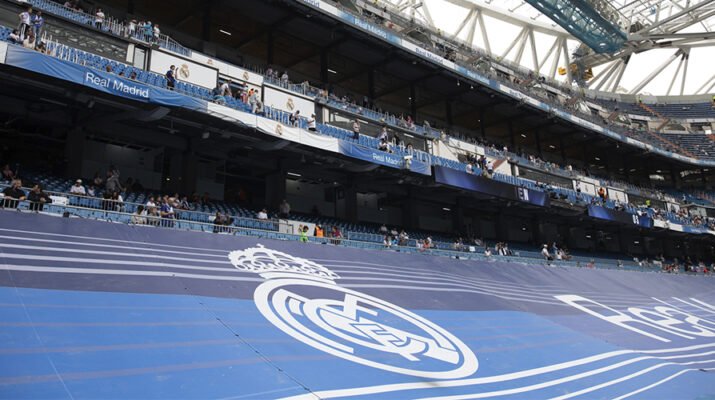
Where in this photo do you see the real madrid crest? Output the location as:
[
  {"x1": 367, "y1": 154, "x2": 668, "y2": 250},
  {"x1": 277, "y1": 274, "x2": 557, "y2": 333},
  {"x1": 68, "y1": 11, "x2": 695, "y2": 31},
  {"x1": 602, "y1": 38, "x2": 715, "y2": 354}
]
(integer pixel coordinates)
[
  {"x1": 228, "y1": 245, "x2": 478, "y2": 379},
  {"x1": 287, "y1": 98, "x2": 295, "y2": 111},
  {"x1": 179, "y1": 63, "x2": 191, "y2": 79},
  {"x1": 275, "y1": 124, "x2": 283, "y2": 136},
  {"x1": 243, "y1": 71, "x2": 250, "y2": 81}
]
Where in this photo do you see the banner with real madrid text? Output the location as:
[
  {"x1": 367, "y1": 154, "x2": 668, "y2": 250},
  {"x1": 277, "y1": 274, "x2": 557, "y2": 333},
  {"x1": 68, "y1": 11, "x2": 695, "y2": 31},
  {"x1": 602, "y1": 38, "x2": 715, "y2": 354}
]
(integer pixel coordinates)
[{"x1": 0, "y1": 211, "x2": 714, "y2": 399}]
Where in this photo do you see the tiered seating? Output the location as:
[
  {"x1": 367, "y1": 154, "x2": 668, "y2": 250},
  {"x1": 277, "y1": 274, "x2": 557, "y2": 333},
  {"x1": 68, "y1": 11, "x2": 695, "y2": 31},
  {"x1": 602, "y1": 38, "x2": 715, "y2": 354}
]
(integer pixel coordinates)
[{"x1": 661, "y1": 133, "x2": 715, "y2": 161}]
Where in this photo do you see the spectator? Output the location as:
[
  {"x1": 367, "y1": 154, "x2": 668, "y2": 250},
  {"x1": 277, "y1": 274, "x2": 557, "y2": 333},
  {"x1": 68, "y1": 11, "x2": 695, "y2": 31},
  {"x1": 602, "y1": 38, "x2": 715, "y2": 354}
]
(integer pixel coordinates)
[
  {"x1": 330, "y1": 225, "x2": 343, "y2": 245},
  {"x1": 378, "y1": 139, "x2": 390, "y2": 152},
  {"x1": 299, "y1": 225, "x2": 309, "y2": 242},
  {"x1": 128, "y1": 19, "x2": 137, "y2": 37},
  {"x1": 289, "y1": 110, "x2": 300, "y2": 127},
  {"x1": 352, "y1": 119, "x2": 360, "y2": 140},
  {"x1": 2, "y1": 164, "x2": 15, "y2": 181},
  {"x1": 159, "y1": 197, "x2": 175, "y2": 227},
  {"x1": 87, "y1": 185, "x2": 96, "y2": 197},
  {"x1": 92, "y1": 172, "x2": 104, "y2": 188},
  {"x1": 314, "y1": 224, "x2": 324, "y2": 238},
  {"x1": 2, "y1": 179, "x2": 26, "y2": 208},
  {"x1": 105, "y1": 168, "x2": 122, "y2": 193},
  {"x1": 27, "y1": 184, "x2": 51, "y2": 212},
  {"x1": 31, "y1": 11, "x2": 43, "y2": 45},
  {"x1": 257, "y1": 208, "x2": 268, "y2": 220},
  {"x1": 111, "y1": 191, "x2": 124, "y2": 212},
  {"x1": 69, "y1": 179, "x2": 86, "y2": 195},
  {"x1": 541, "y1": 244, "x2": 553, "y2": 261},
  {"x1": 153, "y1": 24, "x2": 160, "y2": 43},
  {"x1": 166, "y1": 65, "x2": 177, "y2": 90},
  {"x1": 378, "y1": 126, "x2": 388, "y2": 142},
  {"x1": 219, "y1": 81, "x2": 232, "y2": 97},
  {"x1": 379, "y1": 224, "x2": 388, "y2": 234},
  {"x1": 18, "y1": 6, "x2": 32, "y2": 41},
  {"x1": 94, "y1": 8, "x2": 105, "y2": 30},
  {"x1": 278, "y1": 199, "x2": 291, "y2": 218},
  {"x1": 131, "y1": 205, "x2": 147, "y2": 225},
  {"x1": 308, "y1": 114, "x2": 317, "y2": 132},
  {"x1": 8, "y1": 29, "x2": 21, "y2": 44},
  {"x1": 281, "y1": 71, "x2": 289, "y2": 84}
]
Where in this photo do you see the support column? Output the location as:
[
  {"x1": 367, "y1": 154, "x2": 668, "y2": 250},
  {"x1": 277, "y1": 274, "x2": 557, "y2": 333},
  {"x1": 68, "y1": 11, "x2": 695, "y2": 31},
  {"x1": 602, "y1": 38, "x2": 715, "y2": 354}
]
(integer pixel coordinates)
[
  {"x1": 344, "y1": 184, "x2": 358, "y2": 223},
  {"x1": 534, "y1": 128, "x2": 542, "y2": 158},
  {"x1": 531, "y1": 217, "x2": 541, "y2": 246},
  {"x1": 409, "y1": 84, "x2": 417, "y2": 118},
  {"x1": 508, "y1": 121, "x2": 516, "y2": 149},
  {"x1": 445, "y1": 100, "x2": 453, "y2": 129},
  {"x1": 479, "y1": 109, "x2": 486, "y2": 138},
  {"x1": 266, "y1": 31, "x2": 275, "y2": 65},
  {"x1": 402, "y1": 188, "x2": 417, "y2": 229},
  {"x1": 367, "y1": 69, "x2": 375, "y2": 103},
  {"x1": 452, "y1": 198, "x2": 466, "y2": 234},
  {"x1": 320, "y1": 48, "x2": 329, "y2": 84},
  {"x1": 265, "y1": 169, "x2": 286, "y2": 211},
  {"x1": 201, "y1": 3, "x2": 212, "y2": 42},
  {"x1": 64, "y1": 127, "x2": 85, "y2": 179},
  {"x1": 181, "y1": 141, "x2": 199, "y2": 196}
]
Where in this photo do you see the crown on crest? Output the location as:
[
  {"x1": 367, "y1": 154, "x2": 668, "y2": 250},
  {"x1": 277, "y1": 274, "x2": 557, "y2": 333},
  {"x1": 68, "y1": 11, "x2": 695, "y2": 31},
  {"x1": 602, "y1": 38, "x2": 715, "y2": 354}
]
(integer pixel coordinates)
[{"x1": 228, "y1": 244, "x2": 340, "y2": 280}]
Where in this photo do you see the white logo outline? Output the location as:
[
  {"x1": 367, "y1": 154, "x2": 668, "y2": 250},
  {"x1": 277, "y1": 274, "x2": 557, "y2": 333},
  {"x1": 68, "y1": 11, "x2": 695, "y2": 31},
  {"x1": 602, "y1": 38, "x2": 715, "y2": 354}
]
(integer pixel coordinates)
[{"x1": 229, "y1": 245, "x2": 479, "y2": 379}]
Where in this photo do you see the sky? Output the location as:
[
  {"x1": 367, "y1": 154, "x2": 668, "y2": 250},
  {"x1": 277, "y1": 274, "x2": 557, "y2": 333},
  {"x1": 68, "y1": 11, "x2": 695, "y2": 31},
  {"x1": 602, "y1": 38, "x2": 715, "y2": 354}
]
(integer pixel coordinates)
[{"x1": 417, "y1": 0, "x2": 715, "y2": 96}]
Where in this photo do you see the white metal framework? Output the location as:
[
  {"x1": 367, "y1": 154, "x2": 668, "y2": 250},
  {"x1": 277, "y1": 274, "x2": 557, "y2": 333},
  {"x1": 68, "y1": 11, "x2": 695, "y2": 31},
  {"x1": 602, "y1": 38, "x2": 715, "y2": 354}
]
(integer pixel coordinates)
[{"x1": 371, "y1": 0, "x2": 715, "y2": 96}]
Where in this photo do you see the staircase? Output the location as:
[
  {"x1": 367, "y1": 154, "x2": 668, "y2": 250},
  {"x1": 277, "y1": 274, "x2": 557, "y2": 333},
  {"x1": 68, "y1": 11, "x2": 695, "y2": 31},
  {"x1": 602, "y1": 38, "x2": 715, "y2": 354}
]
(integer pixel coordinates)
[
  {"x1": 644, "y1": 130, "x2": 697, "y2": 158},
  {"x1": 638, "y1": 102, "x2": 671, "y2": 132}
]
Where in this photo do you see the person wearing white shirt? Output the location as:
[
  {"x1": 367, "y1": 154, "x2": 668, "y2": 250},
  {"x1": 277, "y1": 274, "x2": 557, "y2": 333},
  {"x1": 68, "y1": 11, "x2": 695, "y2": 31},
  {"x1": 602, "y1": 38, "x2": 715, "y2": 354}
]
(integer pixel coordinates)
[
  {"x1": 18, "y1": 6, "x2": 32, "y2": 40},
  {"x1": 541, "y1": 245, "x2": 553, "y2": 261},
  {"x1": 70, "y1": 179, "x2": 86, "y2": 195},
  {"x1": 145, "y1": 196, "x2": 156, "y2": 209},
  {"x1": 257, "y1": 208, "x2": 268, "y2": 220},
  {"x1": 94, "y1": 8, "x2": 105, "y2": 29},
  {"x1": 308, "y1": 114, "x2": 317, "y2": 131}
]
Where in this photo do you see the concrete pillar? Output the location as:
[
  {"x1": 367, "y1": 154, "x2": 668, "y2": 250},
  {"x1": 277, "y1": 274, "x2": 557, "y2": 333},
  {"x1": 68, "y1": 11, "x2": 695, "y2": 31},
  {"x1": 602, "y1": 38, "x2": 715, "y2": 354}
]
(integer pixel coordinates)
[
  {"x1": 320, "y1": 48, "x2": 329, "y2": 84},
  {"x1": 64, "y1": 127, "x2": 85, "y2": 179},
  {"x1": 401, "y1": 188, "x2": 417, "y2": 229},
  {"x1": 181, "y1": 144, "x2": 199, "y2": 196},
  {"x1": 344, "y1": 184, "x2": 358, "y2": 223},
  {"x1": 445, "y1": 100, "x2": 453, "y2": 129},
  {"x1": 534, "y1": 128, "x2": 542, "y2": 158},
  {"x1": 265, "y1": 170, "x2": 286, "y2": 211},
  {"x1": 267, "y1": 31, "x2": 275, "y2": 65},
  {"x1": 367, "y1": 70, "x2": 375, "y2": 102}
]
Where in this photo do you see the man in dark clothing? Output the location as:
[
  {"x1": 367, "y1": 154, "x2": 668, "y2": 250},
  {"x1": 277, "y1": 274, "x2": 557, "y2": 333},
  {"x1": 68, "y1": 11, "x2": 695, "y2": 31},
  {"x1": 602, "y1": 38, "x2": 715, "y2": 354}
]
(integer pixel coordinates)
[
  {"x1": 166, "y1": 65, "x2": 176, "y2": 90},
  {"x1": 28, "y1": 184, "x2": 51, "y2": 211},
  {"x1": 3, "y1": 179, "x2": 26, "y2": 208}
]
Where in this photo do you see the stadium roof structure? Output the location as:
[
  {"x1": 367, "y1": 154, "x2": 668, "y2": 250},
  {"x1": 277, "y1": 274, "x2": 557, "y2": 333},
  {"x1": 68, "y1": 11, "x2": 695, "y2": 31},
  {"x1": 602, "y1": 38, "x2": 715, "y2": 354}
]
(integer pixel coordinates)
[{"x1": 373, "y1": 0, "x2": 715, "y2": 96}]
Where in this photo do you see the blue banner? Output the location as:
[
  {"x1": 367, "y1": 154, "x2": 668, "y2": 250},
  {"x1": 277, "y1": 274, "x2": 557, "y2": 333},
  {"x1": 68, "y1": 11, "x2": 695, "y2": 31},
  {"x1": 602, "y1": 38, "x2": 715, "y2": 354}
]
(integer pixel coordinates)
[
  {"x1": 434, "y1": 166, "x2": 549, "y2": 206},
  {"x1": 2, "y1": 211, "x2": 714, "y2": 399},
  {"x1": 588, "y1": 205, "x2": 654, "y2": 228},
  {"x1": 338, "y1": 142, "x2": 431, "y2": 175},
  {"x1": 4, "y1": 46, "x2": 207, "y2": 110}
]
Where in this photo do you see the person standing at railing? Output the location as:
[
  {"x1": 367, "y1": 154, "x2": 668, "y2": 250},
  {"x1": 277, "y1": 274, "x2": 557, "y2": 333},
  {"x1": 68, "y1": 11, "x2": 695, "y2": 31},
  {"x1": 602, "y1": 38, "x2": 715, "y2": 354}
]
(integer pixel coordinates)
[
  {"x1": 18, "y1": 6, "x2": 32, "y2": 41},
  {"x1": 31, "y1": 11, "x2": 44, "y2": 45},
  {"x1": 28, "y1": 184, "x2": 52, "y2": 212},
  {"x1": 127, "y1": 19, "x2": 137, "y2": 38},
  {"x1": 166, "y1": 65, "x2": 176, "y2": 90},
  {"x1": 153, "y1": 24, "x2": 161, "y2": 44},
  {"x1": 2, "y1": 179, "x2": 26, "y2": 208},
  {"x1": 94, "y1": 8, "x2": 105, "y2": 30}
]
